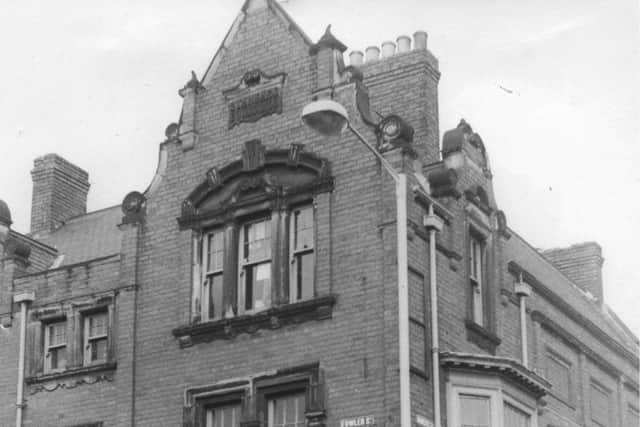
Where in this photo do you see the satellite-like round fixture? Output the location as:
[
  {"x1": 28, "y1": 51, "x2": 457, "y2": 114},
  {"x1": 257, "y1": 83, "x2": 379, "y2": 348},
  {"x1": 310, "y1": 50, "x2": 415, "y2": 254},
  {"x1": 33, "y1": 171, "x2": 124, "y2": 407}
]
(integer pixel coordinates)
[{"x1": 301, "y1": 99, "x2": 349, "y2": 137}]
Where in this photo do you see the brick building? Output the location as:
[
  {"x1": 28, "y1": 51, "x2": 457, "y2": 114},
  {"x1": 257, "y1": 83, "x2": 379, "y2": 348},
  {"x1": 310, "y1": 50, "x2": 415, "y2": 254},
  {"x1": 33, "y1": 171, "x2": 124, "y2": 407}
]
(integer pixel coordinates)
[{"x1": 0, "y1": 1, "x2": 638, "y2": 426}]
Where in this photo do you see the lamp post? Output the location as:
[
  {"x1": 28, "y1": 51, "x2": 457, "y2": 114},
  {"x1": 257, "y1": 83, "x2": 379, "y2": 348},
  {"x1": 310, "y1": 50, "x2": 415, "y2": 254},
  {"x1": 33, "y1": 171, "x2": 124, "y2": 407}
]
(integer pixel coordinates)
[{"x1": 302, "y1": 99, "x2": 411, "y2": 427}]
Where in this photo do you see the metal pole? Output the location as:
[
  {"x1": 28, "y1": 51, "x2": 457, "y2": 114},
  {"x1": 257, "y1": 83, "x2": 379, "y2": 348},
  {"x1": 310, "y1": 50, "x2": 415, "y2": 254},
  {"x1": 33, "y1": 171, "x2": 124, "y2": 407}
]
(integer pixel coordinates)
[
  {"x1": 426, "y1": 204, "x2": 442, "y2": 427},
  {"x1": 396, "y1": 173, "x2": 410, "y2": 427},
  {"x1": 14, "y1": 292, "x2": 34, "y2": 427}
]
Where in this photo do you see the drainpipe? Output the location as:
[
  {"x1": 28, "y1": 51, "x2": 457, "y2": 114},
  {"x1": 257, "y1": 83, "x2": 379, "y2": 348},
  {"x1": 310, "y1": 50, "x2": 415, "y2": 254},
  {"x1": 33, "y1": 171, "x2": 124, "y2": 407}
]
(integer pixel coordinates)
[
  {"x1": 14, "y1": 292, "x2": 34, "y2": 427},
  {"x1": 424, "y1": 204, "x2": 443, "y2": 427},
  {"x1": 515, "y1": 274, "x2": 532, "y2": 368}
]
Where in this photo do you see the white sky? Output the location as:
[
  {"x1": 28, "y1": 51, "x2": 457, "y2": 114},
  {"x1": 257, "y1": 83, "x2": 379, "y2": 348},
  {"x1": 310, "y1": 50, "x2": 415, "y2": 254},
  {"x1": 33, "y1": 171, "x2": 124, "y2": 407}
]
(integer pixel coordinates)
[{"x1": 1, "y1": 0, "x2": 638, "y2": 337}]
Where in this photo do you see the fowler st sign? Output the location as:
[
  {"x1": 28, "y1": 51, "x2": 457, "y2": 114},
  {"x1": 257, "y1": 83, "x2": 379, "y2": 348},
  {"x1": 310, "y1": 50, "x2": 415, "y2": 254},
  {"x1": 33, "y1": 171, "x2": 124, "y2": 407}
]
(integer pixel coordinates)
[{"x1": 340, "y1": 416, "x2": 376, "y2": 427}]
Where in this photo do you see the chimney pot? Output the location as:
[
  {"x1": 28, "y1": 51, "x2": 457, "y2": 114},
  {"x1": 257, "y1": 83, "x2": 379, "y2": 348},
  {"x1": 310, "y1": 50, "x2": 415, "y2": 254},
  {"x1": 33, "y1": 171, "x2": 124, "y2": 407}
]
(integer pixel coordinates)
[
  {"x1": 349, "y1": 50, "x2": 364, "y2": 66},
  {"x1": 365, "y1": 46, "x2": 380, "y2": 62},
  {"x1": 396, "y1": 35, "x2": 411, "y2": 52},
  {"x1": 381, "y1": 41, "x2": 396, "y2": 58},
  {"x1": 413, "y1": 31, "x2": 428, "y2": 50}
]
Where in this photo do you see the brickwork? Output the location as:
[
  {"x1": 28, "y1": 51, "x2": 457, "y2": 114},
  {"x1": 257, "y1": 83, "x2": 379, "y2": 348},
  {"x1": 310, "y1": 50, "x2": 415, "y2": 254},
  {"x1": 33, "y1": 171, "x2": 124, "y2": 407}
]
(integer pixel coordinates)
[
  {"x1": 30, "y1": 153, "x2": 90, "y2": 237},
  {"x1": 543, "y1": 242, "x2": 604, "y2": 303},
  {"x1": 0, "y1": 1, "x2": 637, "y2": 427}
]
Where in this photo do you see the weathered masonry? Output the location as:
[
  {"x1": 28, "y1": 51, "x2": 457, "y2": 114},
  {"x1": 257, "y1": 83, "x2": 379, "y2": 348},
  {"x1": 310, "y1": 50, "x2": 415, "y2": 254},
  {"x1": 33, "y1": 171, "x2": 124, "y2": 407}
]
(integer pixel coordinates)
[{"x1": 0, "y1": 1, "x2": 638, "y2": 426}]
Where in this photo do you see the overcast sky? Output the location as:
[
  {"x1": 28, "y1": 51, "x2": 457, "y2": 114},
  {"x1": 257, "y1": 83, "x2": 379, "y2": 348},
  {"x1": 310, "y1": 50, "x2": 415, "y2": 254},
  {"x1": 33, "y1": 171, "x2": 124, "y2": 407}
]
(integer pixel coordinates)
[{"x1": 1, "y1": 0, "x2": 638, "y2": 337}]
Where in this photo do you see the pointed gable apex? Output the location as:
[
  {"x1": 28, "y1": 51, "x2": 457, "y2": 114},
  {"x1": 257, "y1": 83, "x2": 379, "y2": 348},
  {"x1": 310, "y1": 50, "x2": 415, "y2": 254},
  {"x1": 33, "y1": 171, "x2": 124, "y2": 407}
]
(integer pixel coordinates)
[{"x1": 201, "y1": 0, "x2": 313, "y2": 86}]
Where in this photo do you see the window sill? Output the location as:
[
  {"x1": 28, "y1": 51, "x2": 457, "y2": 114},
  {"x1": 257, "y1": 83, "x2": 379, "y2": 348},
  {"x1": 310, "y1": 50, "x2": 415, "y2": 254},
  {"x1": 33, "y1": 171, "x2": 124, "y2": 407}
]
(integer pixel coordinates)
[
  {"x1": 465, "y1": 319, "x2": 501, "y2": 354},
  {"x1": 172, "y1": 294, "x2": 337, "y2": 348},
  {"x1": 25, "y1": 361, "x2": 117, "y2": 385}
]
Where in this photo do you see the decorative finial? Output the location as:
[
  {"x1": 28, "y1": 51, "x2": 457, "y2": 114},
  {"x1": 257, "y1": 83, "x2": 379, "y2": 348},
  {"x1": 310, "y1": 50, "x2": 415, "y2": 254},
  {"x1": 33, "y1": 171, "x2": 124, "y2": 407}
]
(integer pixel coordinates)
[
  {"x1": 179, "y1": 70, "x2": 205, "y2": 97},
  {"x1": 310, "y1": 24, "x2": 347, "y2": 54}
]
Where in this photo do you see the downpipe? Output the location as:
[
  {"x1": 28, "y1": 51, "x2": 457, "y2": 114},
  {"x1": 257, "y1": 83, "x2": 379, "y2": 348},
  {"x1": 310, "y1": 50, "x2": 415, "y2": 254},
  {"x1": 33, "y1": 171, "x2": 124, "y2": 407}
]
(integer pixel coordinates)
[{"x1": 14, "y1": 292, "x2": 34, "y2": 427}]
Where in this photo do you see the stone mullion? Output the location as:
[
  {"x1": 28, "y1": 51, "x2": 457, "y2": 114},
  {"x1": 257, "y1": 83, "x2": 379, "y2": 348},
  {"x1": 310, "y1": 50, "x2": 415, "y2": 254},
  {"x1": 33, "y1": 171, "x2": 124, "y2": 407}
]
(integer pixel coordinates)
[{"x1": 223, "y1": 223, "x2": 239, "y2": 317}]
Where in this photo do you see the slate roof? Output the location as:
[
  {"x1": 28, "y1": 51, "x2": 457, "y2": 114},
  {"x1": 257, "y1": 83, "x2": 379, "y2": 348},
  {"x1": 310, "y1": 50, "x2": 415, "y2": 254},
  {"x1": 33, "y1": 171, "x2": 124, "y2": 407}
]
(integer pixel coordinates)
[{"x1": 38, "y1": 205, "x2": 122, "y2": 268}]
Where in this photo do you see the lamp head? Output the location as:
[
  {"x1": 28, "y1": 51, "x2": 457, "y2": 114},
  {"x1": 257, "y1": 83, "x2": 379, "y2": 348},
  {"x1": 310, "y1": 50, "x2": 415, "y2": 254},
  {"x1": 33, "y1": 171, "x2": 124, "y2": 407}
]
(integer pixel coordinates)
[{"x1": 301, "y1": 99, "x2": 349, "y2": 137}]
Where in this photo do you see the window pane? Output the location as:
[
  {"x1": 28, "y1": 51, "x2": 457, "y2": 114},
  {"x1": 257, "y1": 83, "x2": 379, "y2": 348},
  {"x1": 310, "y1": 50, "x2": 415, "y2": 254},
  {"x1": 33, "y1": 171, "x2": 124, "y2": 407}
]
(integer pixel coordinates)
[
  {"x1": 459, "y1": 394, "x2": 491, "y2": 427},
  {"x1": 252, "y1": 262, "x2": 271, "y2": 310},
  {"x1": 206, "y1": 404, "x2": 239, "y2": 427},
  {"x1": 89, "y1": 313, "x2": 108, "y2": 337},
  {"x1": 473, "y1": 288, "x2": 484, "y2": 326},
  {"x1": 296, "y1": 252, "x2": 314, "y2": 300},
  {"x1": 51, "y1": 347, "x2": 66, "y2": 370},
  {"x1": 91, "y1": 337, "x2": 108, "y2": 362},
  {"x1": 208, "y1": 231, "x2": 224, "y2": 272},
  {"x1": 208, "y1": 274, "x2": 224, "y2": 319},
  {"x1": 269, "y1": 394, "x2": 305, "y2": 427},
  {"x1": 49, "y1": 322, "x2": 66, "y2": 346},
  {"x1": 504, "y1": 402, "x2": 530, "y2": 427},
  {"x1": 294, "y1": 208, "x2": 313, "y2": 250},
  {"x1": 245, "y1": 220, "x2": 271, "y2": 260}
]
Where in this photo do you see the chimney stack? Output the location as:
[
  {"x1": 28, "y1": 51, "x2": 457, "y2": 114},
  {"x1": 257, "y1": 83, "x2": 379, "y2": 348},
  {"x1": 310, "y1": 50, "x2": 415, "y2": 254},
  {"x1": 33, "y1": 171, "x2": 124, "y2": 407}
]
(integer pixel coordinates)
[
  {"x1": 543, "y1": 242, "x2": 605, "y2": 304},
  {"x1": 30, "y1": 154, "x2": 90, "y2": 237}
]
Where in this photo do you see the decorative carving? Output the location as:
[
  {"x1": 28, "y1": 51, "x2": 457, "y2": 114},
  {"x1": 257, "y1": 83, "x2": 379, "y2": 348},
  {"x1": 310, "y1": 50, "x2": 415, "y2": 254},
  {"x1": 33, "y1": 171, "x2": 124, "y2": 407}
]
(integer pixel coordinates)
[
  {"x1": 172, "y1": 295, "x2": 337, "y2": 348},
  {"x1": 121, "y1": 191, "x2": 146, "y2": 224},
  {"x1": 224, "y1": 70, "x2": 286, "y2": 129},
  {"x1": 242, "y1": 139, "x2": 266, "y2": 171},
  {"x1": 287, "y1": 143, "x2": 304, "y2": 166},
  {"x1": 376, "y1": 114, "x2": 414, "y2": 153},
  {"x1": 206, "y1": 167, "x2": 220, "y2": 188},
  {"x1": 178, "y1": 144, "x2": 333, "y2": 228},
  {"x1": 496, "y1": 210, "x2": 511, "y2": 239},
  {"x1": 27, "y1": 366, "x2": 115, "y2": 395},
  {"x1": 179, "y1": 71, "x2": 205, "y2": 97}
]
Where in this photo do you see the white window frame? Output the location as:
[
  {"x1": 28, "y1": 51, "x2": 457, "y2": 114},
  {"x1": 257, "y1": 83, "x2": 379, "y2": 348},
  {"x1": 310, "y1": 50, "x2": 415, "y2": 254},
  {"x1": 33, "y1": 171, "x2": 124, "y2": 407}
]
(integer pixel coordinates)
[
  {"x1": 202, "y1": 229, "x2": 225, "y2": 321},
  {"x1": 238, "y1": 216, "x2": 273, "y2": 314},
  {"x1": 205, "y1": 402, "x2": 240, "y2": 427},
  {"x1": 289, "y1": 205, "x2": 314, "y2": 302},
  {"x1": 44, "y1": 320, "x2": 67, "y2": 373},
  {"x1": 83, "y1": 311, "x2": 108, "y2": 366},
  {"x1": 267, "y1": 392, "x2": 306, "y2": 427},
  {"x1": 447, "y1": 385, "x2": 538, "y2": 427},
  {"x1": 469, "y1": 234, "x2": 485, "y2": 326}
]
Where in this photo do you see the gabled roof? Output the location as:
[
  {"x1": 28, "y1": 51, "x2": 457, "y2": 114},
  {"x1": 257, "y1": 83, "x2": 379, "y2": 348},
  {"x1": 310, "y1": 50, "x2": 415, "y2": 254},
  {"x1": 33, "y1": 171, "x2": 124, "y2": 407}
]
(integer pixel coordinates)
[
  {"x1": 201, "y1": 0, "x2": 313, "y2": 86},
  {"x1": 38, "y1": 205, "x2": 122, "y2": 268}
]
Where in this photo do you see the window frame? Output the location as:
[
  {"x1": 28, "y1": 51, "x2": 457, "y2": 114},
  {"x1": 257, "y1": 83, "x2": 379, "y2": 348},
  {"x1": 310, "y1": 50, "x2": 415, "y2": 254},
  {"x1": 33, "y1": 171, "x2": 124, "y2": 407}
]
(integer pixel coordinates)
[
  {"x1": 288, "y1": 204, "x2": 315, "y2": 303},
  {"x1": 589, "y1": 379, "x2": 612, "y2": 427},
  {"x1": 43, "y1": 318, "x2": 68, "y2": 373},
  {"x1": 267, "y1": 391, "x2": 307, "y2": 427},
  {"x1": 201, "y1": 395, "x2": 242, "y2": 427},
  {"x1": 469, "y1": 233, "x2": 485, "y2": 327},
  {"x1": 201, "y1": 228, "x2": 226, "y2": 321},
  {"x1": 83, "y1": 310, "x2": 109, "y2": 366},
  {"x1": 238, "y1": 215, "x2": 274, "y2": 315},
  {"x1": 448, "y1": 385, "x2": 538, "y2": 427}
]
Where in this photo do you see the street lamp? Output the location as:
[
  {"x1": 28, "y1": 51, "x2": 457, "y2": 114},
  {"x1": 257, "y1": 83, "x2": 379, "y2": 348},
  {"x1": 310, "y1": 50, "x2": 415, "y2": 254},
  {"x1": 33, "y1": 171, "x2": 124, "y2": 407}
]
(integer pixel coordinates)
[{"x1": 302, "y1": 99, "x2": 411, "y2": 427}]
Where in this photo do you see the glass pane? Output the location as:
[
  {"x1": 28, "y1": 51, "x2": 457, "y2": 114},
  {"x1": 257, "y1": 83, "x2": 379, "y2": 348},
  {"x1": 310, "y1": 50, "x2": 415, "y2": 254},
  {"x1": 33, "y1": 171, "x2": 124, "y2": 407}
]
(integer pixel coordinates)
[
  {"x1": 504, "y1": 402, "x2": 530, "y2": 427},
  {"x1": 210, "y1": 274, "x2": 224, "y2": 319},
  {"x1": 49, "y1": 322, "x2": 66, "y2": 346},
  {"x1": 246, "y1": 220, "x2": 271, "y2": 261},
  {"x1": 297, "y1": 252, "x2": 314, "y2": 300},
  {"x1": 270, "y1": 394, "x2": 305, "y2": 427},
  {"x1": 208, "y1": 231, "x2": 224, "y2": 272},
  {"x1": 473, "y1": 289, "x2": 484, "y2": 326},
  {"x1": 208, "y1": 404, "x2": 240, "y2": 427},
  {"x1": 252, "y1": 262, "x2": 271, "y2": 310},
  {"x1": 89, "y1": 313, "x2": 107, "y2": 337},
  {"x1": 51, "y1": 347, "x2": 66, "y2": 370},
  {"x1": 294, "y1": 207, "x2": 313, "y2": 250},
  {"x1": 459, "y1": 394, "x2": 491, "y2": 427},
  {"x1": 91, "y1": 337, "x2": 108, "y2": 362}
]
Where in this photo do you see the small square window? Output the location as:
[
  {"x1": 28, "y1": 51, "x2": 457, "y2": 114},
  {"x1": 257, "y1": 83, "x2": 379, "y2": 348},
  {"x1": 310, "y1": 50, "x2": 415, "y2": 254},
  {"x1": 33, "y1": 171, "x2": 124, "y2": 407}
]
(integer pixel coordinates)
[
  {"x1": 84, "y1": 312, "x2": 108, "y2": 365},
  {"x1": 44, "y1": 320, "x2": 67, "y2": 372}
]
